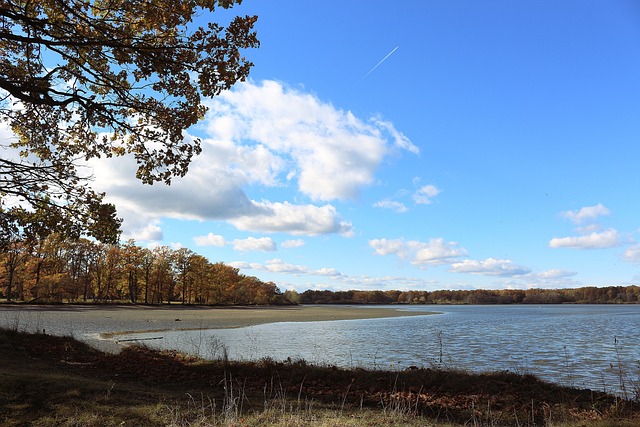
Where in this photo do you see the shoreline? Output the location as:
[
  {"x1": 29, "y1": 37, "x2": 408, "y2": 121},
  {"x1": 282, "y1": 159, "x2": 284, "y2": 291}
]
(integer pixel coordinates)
[
  {"x1": 0, "y1": 304, "x2": 438, "y2": 345},
  {"x1": 101, "y1": 305, "x2": 439, "y2": 336},
  {"x1": 2, "y1": 328, "x2": 635, "y2": 427},
  {"x1": 93, "y1": 305, "x2": 437, "y2": 337}
]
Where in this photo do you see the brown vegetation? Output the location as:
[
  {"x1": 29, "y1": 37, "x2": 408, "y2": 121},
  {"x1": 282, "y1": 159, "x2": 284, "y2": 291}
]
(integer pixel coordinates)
[
  {"x1": 1, "y1": 328, "x2": 637, "y2": 426},
  {"x1": 300, "y1": 285, "x2": 640, "y2": 305},
  {"x1": 0, "y1": 234, "x2": 286, "y2": 305}
]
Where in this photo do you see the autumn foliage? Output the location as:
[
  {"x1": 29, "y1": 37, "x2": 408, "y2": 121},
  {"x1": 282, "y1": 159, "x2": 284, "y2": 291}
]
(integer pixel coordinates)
[
  {"x1": 0, "y1": 0, "x2": 259, "y2": 243},
  {"x1": 300, "y1": 285, "x2": 640, "y2": 305},
  {"x1": 0, "y1": 234, "x2": 284, "y2": 305}
]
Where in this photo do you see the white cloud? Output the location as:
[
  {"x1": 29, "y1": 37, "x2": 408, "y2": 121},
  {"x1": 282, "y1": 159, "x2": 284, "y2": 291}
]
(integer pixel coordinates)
[
  {"x1": 262, "y1": 259, "x2": 314, "y2": 275},
  {"x1": 576, "y1": 223, "x2": 603, "y2": 234},
  {"x1": 369, "y1": 238, "x2": 407, "y2": 257},
  {"x1": 369, "y1": 237, "x2": 467, "y2": 266},
  {"x1": 281, "y1": 239, "x2": 305, "y2": 249},
  {"x1": 231, "y1": 258, "x2": 341, "y2": 277},
  {"x1": 373, "y1": 200, "x2": 408, "y2": 213},
  {"x1": 146, "y1": 242, "x2": 161, "y2": 250},
  {"x1": 194, "y1": 233, "x2": 226, "y2": 247},
  {"x1": 88, "y1": 80, "x2": 415, "y2": 238},
  {"x1": 623, "y1": 244, "x2": 640, "y2": 264},
  {"x1": 370, "y1": 117, "x2": 419, "y2": 155},
  {"x1": 230, "y1": 259, "x2": 439, "y2": 290},
  {"x1": 232, "y1": 237, "x2": 277, "y2": 252},
  {"x1": 535, "y1": 269, "x2": 578, "y2": 280},
  {"x1": 449, "y1": 258, "x2": 531, "y2": 277},
  {"x1": 412, "y1": 238, "x2": 468, "y2": 266},
  {"x1": 561, "y1": 204, "x2": 610, "y2": 224},
  {"x1": 335, "y1": 275, "x2": 439, "y2": 290},
  {"x1": 123, "y1": 222, "x2": 163, "y2": 241},
  {"x1": 203, "y1": 80, "x2": 419, "y2": 201},
  {"x1": 500, "y1": 269, "x2": 580, "y2": 289},
  {"x1": 90, "y1": 153, "x2": 257, "y2": 222},
  {"x1": 413, "y1": 185, "x2": 440, "y2": 205},
  {"x1": 373, "y1": 181, "x2": 440, "y2": 213},
  {"x1": 549, "y1": 228, "x2": 620, "y2": 249},
  {"x1": 230, "y1": 201, "x2": 353, "y2": 236}
]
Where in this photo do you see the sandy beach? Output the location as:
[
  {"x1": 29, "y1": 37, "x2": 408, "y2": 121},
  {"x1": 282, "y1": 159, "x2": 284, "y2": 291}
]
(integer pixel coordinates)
[
  {"x1": 0, "y1": 304, "x2": 436, "y2": 349},
  {"x1": 97, "y1": 304, "x2": 436, "y2": 336}
]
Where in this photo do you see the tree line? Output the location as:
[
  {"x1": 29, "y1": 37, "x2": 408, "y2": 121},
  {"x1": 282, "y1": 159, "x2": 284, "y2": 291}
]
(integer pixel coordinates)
[
  {"x1": 300, "y1": 286, "x2": 640, "y2": 305},
  {"x1": 0, "y1": 234, "x2": 291, "y2": 305},
  {"x1": 2, "y1": 233, "x2": 638, "y2": 306}
]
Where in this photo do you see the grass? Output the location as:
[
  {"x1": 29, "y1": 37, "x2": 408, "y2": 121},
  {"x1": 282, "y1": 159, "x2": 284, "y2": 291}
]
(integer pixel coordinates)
[{"x1": 0, "y1": 328, "x2": 638, "y2": 426}]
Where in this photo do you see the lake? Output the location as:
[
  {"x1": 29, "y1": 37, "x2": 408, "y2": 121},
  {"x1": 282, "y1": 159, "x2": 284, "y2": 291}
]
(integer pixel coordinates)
[
  {"x1": 1, "y1": 304, "x2": 637, "y2": 395},
  {"x1": 116, "y1": 304, "x2": 640, "y2": 396}
]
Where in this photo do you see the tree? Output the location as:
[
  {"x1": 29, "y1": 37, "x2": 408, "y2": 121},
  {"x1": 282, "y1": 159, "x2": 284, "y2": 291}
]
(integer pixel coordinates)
[
  {"x1": 173, "y1": 247, "x2": 194, "y2": 304},
  {"x1": 150, "y1": 245, "x2": 174, "y2": 304},
  {"x1": 140, "y1": 247, "x2": 154, "y2": 304},
  {"x1": 64, "y1": 238, "x2": 95, "y2": 302},
  {"x1": 0, "y1": 0, "x2": 259, "y2": 242},
  {"x1": 210, "y1": 262, "x2": 239, "y2": 304},
  {"x1": 0, "y1": 231, "x2": 27, "y2": 300},
  {"x1": 188, "y1": 254, "x2": 211, "y2": 304},
  {"x1": 121, "y1": 239, "x2": 143, "y2": 303},
  {"x1": 283, "y1": 289, "x2": 301, "y2": 304}
]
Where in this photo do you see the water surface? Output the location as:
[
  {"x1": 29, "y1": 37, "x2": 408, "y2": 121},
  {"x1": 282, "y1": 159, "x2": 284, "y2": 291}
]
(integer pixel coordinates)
[{"x1": 119, "y1": 304, "x2": 640, "y2": 394}]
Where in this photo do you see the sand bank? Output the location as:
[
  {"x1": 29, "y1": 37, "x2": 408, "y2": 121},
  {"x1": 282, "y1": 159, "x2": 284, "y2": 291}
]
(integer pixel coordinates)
[
  {"x1": 100, "y1": 305, "x2": 436, "y2": 336},
  {"x1": 0, "y1": 304, "x2": 437, "y2": 339}
]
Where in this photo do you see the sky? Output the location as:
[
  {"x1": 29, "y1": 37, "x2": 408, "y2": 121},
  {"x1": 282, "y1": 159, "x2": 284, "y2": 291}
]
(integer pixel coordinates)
[{"x1": 91, "y1": 0, "x2": 640, "y2": 292}]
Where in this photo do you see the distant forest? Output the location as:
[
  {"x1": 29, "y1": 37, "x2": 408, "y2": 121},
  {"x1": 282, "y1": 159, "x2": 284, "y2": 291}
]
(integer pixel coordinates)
[
  {"x1": 300, "y1": 286, "x2": 640, "y2": 305},
  {"x1": 1, "y1": 234, "x2": 638, "y2": 305}
]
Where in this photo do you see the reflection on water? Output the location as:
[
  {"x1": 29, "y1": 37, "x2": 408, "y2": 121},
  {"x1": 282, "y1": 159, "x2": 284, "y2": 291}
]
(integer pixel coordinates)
[{"x1": 118, "y1": 305, "x2": 640, "y2": 394}]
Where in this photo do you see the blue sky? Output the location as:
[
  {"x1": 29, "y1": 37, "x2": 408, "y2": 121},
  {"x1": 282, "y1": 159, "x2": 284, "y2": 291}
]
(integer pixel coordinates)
[{"x1": 92, "y1": 0, "x2": 640, "y2": 292}]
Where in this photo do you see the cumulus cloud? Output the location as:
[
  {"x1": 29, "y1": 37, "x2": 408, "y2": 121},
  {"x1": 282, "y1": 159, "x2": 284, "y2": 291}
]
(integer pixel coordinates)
[
  {"x1": 412, "y1": 238, "x2": 468, "y2": 266},
  {"x1": 561, "y1": 204, "x2": 610, "y2": 224},
  {"x1": 91, "y1": 153, "x2": 257, "y2": 221},
  {"x1": 413, "y1": 185, "x2": 440, "y2": 205},
  {"x1": 369, "y1": 238, "x2": 409, "y2": 257},
  {"x1": 203, "y1": 80, "x2": 419, "y2": 201},
  {"x1": 549, "y1": 228, "x2": 620, "y2": 249},
  {"x1": 369, "y1": 237, "x2": 467, "y2": 266},
  {"x1": 449, "y1": 258, "x2": 531, "y2": 277},
  {"x1": 123, "y1": 221, "x2": 163, "y2": 242},
  {"x1": 232, "y1": 237, "x2": 277, "y2": 252},
  {"x1": 88, "y1": 80, "x2": 414, "y2": 238},
  {"x1": 194, "y1": 233, "x2": 226, "y2": 247},
  {"x1": 229, "y1": 201, "x2": 353, "y2": 236}
]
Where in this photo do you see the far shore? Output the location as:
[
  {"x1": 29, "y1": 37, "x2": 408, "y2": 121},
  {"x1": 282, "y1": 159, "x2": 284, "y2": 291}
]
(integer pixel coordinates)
[{"x1": 0, "y1": 304, "x2": 438, "y2": 350}]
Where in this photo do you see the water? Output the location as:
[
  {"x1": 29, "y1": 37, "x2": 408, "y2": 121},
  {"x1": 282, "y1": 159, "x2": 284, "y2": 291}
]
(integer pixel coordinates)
[{"x1": 118, "y1": 304, "x2": 640, "y2": 395}]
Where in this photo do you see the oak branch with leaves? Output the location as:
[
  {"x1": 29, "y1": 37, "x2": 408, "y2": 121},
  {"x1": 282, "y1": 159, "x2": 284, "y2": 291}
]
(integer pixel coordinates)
[{"x1": 0, "y1": 0, "x2": 259, "y2": 244}]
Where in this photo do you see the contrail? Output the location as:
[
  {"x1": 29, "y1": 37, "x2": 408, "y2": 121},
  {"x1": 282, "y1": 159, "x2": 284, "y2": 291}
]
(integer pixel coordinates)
[{"x1": 360, "y1": 45, "x2": 399, "y2": 81}]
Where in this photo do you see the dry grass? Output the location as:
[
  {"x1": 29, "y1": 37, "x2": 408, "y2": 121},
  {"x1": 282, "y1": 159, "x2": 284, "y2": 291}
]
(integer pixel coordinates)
[{"x1": 0, "y1": 328, "x2": 637, "y2": 426}]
